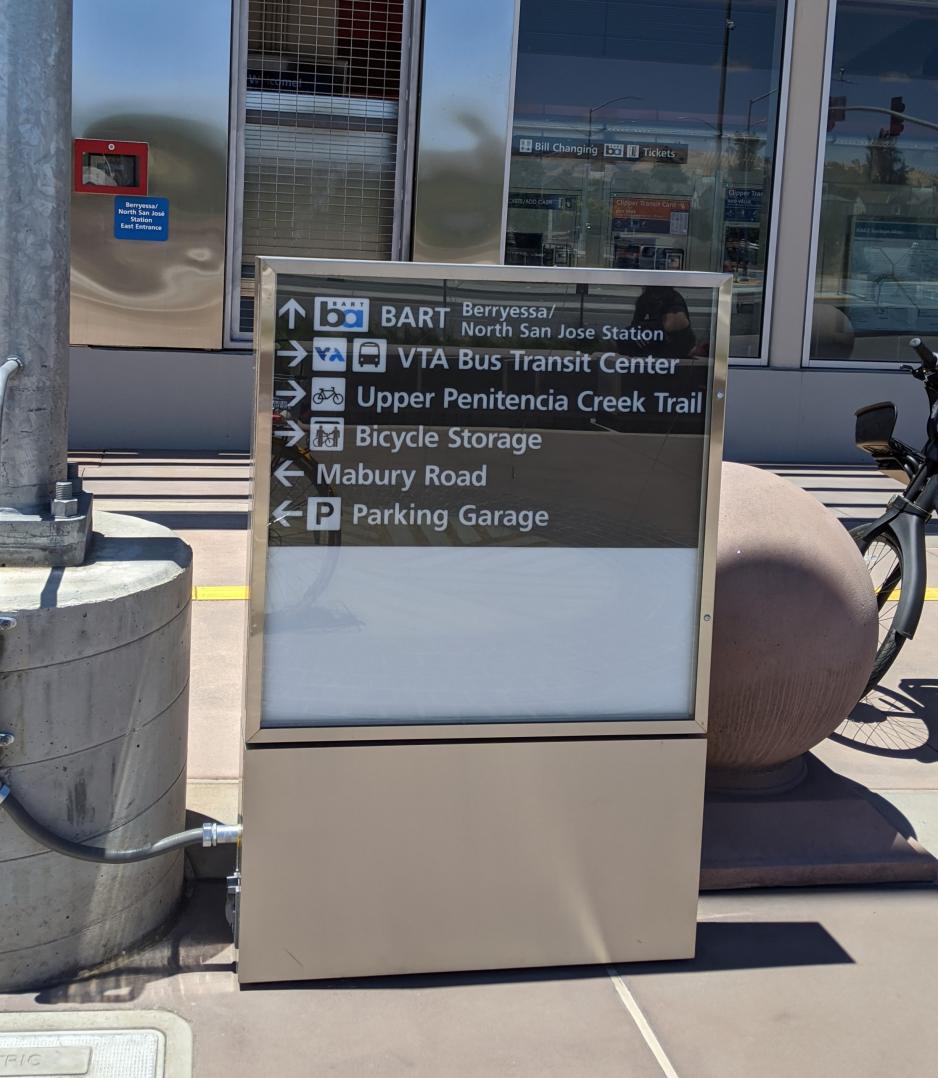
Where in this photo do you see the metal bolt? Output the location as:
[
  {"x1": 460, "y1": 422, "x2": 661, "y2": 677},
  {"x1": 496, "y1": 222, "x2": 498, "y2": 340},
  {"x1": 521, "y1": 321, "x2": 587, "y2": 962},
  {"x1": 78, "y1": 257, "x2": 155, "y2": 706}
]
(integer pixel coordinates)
[
  {"x1": 703, "y1": 614, "x2": 712, "y2": 622},
  {"x1": 0, "y1": 733, "x2": 14, "y2": 748},
  {"x1": 52, "y1": 479, "x2": 78, "y2": 519},
  {"x1": 0, "y1": 616, "x2": 15, "y2": 632}
]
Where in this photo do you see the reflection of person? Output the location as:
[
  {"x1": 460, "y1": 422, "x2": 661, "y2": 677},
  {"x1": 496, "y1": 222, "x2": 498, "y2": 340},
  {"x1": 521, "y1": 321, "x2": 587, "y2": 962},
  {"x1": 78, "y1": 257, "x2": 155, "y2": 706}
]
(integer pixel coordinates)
[{"x1": 630, "y1": 286, "x2": 696, "y2": 357}]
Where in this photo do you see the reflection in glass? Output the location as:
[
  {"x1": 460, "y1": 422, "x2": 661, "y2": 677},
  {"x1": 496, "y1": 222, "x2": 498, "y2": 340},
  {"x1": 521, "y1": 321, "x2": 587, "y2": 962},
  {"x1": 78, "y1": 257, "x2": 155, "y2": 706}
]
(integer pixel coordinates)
[
  {"x1": 81, "y1": 152, "x2": 138, "y2": 188},
  {"x1": 505, "y1": 0, "x2": 789, "y2": 359},
  {"x1": 812, "y1": 0, "x2": 938, "y2": 364}
]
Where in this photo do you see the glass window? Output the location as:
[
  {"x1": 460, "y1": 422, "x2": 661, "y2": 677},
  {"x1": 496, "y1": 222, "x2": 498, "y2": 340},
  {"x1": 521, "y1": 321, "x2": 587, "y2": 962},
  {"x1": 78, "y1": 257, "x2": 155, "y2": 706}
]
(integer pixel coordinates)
[
  {"x1": 811, "y1": 0, "x2": 938, "y2": 364},
  {"x1": 506, "y1": 0, "x2": 789, "y2": 359}
]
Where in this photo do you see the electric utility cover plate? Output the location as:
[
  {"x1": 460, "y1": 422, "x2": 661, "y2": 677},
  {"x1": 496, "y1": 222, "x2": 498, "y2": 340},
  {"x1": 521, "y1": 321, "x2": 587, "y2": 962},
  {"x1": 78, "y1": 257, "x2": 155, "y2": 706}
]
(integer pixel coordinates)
[{"x1": 0, "y1": 1011, "x2": 191, "y2": 1078}]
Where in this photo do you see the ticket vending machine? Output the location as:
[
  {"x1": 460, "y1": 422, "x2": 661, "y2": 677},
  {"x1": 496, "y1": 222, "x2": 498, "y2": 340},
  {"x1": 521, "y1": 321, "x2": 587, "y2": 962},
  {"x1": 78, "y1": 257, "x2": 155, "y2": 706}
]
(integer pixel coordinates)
[{"x1": 235, "y1": 259, "x2": 730, "y2": 984}]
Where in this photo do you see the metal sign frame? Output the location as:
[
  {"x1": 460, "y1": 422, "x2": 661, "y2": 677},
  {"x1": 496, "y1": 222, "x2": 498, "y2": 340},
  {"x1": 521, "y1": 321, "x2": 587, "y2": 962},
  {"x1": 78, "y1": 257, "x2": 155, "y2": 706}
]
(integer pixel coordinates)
[{"x1": 245, "y1": 257, "x2": 731, "y2": 745}]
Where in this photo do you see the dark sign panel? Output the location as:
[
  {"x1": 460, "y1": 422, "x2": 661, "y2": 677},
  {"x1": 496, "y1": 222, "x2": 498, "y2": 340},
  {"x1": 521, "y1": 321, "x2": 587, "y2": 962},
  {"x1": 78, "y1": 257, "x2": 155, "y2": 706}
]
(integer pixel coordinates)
[{"x1": 270, "y1": 277, "x2": 711, "y2": 549}]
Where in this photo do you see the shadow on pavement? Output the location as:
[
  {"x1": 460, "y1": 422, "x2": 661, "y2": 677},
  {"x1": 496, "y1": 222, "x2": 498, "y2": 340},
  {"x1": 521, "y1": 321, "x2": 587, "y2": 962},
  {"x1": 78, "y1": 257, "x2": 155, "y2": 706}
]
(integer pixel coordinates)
[
  {"x1": 118, "y1": 511, "x2": 248, "y2": 531},
  {"x1": 614, "y1": 920, "x2": 854, "y2": 976},
  {"x1": 30, "y1": 882, "x2": 235, "y2": 1006},
  {"x1": 832, "y1": 679, "x2": 938, "y2": 759},
  {"x1": 25, "y1": 884, "x2": 855, "y2": 1001},
  {"x1": 242, "y1": 923, "x2": 854, "y2": 994}
]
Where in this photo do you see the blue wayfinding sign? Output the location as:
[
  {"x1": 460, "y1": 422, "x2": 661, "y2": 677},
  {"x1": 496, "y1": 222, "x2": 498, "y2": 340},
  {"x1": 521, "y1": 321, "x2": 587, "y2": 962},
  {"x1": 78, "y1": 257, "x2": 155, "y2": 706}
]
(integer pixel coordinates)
[{"x1": 113, "y1": 196, "x2": 169, "y2": 241}]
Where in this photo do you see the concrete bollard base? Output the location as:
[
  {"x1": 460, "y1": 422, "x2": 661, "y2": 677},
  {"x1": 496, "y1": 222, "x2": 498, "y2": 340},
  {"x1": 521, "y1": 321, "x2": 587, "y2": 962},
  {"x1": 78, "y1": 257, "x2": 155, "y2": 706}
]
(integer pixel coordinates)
[
  {"x1": 700, "y1": 754, "x2": 938, "y2": 889},
  {"x1": 0, "y1": 512, "x2": 192, "y2": 992}
]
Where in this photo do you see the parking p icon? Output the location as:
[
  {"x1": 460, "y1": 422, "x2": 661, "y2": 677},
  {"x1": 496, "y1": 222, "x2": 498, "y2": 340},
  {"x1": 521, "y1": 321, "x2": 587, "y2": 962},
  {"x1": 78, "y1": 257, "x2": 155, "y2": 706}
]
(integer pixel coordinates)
[{"x1": 307, "y1": 496, "x2": 342, "y2": 531}]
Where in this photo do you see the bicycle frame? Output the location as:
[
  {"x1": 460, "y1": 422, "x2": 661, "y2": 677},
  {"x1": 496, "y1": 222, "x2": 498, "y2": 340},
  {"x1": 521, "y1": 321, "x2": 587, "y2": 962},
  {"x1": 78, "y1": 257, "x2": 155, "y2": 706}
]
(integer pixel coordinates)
[{"x1": 853, "y1": 345, "x2": 938, "y2": 640}]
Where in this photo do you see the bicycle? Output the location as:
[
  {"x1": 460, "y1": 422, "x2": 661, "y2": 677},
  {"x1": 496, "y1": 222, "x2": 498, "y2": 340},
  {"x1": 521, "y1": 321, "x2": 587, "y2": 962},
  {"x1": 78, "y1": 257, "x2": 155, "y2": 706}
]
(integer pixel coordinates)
[{"x1": 849, "y1": 336, "x2": 938, "y2": 700}]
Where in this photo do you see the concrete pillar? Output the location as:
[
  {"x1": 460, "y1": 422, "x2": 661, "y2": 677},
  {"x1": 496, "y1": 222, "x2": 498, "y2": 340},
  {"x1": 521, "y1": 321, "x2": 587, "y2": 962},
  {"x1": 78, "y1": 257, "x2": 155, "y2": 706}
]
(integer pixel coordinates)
[
  {"x1": 0, "y1": 0, "x2": 72, "y2": 511},
  {"x1": 0, "y1": 512, "x2": 192, "y2": 991}
]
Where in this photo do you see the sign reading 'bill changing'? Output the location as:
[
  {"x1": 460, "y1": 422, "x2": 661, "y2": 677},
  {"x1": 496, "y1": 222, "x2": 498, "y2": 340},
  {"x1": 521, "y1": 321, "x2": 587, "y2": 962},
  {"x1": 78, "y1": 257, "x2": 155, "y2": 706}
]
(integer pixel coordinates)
[{"x1": 254, "y1": 262, "x2": 729, "y2": 728}]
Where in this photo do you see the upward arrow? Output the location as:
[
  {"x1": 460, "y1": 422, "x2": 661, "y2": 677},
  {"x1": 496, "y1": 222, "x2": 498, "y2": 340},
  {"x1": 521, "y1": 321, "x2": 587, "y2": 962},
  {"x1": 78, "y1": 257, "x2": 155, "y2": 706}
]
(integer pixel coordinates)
[{"x1": 278, "y1": 298, "x2": 306, "y2": 330}]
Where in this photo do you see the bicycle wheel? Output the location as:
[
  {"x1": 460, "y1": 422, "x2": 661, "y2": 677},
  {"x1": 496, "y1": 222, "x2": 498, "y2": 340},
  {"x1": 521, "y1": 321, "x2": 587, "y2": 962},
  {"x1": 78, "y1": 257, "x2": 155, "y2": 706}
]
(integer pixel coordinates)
[{"x1": 851, "y1": 525, "x2": 905, "y2": 697}]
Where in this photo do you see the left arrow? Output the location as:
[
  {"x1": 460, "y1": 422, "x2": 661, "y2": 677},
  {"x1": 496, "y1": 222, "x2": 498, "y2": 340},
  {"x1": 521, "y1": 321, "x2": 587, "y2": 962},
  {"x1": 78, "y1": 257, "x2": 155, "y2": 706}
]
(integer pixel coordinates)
[
  {"x1": 272, "y1": 500, "x2": 303, "y2": 527},
  {"x1": 273, "y1": 460, "x2": 305, "y2": 487},
  {"x1": 276, "y1": 341, "x2": 308, "y2": 367},
  {"x1": 273, "y1": 419, "x2": 305, "y2": 448},
  {"x1": 278, "y1": 298, "x2": 306, "y2": 330}
]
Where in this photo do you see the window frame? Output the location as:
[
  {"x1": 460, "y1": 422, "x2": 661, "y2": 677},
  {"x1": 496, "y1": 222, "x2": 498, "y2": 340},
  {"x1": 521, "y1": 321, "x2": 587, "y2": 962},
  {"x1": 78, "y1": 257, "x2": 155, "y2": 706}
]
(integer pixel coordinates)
[{"x1": 802, "y1": 0, "x2": 938, "y2": 370}]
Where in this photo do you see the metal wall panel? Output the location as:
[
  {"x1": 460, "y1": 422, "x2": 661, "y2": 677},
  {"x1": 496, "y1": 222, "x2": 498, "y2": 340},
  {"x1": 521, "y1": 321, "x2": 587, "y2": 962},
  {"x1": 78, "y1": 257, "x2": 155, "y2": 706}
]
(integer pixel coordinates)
[{"x1": 70, "y1": 0, "x2": 231, "y2": 349}]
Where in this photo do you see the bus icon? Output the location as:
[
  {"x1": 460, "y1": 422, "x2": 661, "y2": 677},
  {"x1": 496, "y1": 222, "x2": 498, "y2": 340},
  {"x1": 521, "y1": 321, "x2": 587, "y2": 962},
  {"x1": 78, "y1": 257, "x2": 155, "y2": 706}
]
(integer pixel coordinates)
[{"x1": 352, "y1": 338, "x2": 387, "y2": 372}]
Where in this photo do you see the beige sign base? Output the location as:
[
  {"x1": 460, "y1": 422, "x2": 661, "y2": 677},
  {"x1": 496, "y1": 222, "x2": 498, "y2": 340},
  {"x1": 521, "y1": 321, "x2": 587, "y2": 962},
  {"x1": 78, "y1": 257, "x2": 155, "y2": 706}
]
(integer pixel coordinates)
[{"x1": 237, "y1": 736, "x2": 707, "y2": 983}]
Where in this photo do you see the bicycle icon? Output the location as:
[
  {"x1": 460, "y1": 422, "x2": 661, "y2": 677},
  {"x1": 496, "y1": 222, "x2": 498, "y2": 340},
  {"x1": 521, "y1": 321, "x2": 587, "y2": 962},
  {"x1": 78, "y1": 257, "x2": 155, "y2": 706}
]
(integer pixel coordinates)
[{"x1": 312, "y1": 385, "x2": 344, "y2": 406}]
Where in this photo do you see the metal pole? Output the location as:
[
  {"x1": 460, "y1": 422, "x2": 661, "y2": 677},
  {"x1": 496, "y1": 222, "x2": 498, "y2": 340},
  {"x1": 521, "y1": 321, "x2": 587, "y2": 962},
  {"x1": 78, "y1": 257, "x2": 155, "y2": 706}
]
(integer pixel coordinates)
[
  {"x1": 711, "y1": 0, "x2": 734, "y2": 274},
  {"x1": 0, "y1": 0, "x2": 72, "y2": 514}
]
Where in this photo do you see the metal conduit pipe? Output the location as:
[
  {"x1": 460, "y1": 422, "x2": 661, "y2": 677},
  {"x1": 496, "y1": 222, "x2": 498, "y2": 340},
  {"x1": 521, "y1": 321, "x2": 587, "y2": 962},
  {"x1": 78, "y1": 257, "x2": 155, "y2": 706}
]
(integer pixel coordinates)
[{"x1": 0, "y1": 782, "x2": 241, "y2": 864}]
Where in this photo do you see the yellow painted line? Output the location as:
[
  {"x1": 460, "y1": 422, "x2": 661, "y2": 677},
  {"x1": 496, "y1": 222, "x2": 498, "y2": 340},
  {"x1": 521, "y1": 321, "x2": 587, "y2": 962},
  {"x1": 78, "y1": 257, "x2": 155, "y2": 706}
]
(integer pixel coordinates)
[
  {"x1": 885, "y1": 588, "x2": 938, "y2": 601},
  {"x1": 192, "y1": 585, "x2": 249, "y2": 601},
  {"x1": 187, "y1": 584, "x2": 938, "y2": 604}
]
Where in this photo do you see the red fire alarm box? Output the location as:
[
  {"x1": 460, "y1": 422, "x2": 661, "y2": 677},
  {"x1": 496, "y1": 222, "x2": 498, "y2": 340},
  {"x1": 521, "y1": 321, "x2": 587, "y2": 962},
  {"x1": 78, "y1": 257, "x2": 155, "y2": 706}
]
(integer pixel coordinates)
[{"x1": 73, "y1": 139, "x2": 148, "y2": 195}]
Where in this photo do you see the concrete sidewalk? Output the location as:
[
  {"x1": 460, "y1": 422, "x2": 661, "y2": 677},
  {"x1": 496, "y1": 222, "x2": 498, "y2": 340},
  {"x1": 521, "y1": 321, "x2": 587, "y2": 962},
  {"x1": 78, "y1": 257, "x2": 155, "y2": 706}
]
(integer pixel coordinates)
[{"x1": 2, "y1": 452, "x2": 936, "y2": 1078}]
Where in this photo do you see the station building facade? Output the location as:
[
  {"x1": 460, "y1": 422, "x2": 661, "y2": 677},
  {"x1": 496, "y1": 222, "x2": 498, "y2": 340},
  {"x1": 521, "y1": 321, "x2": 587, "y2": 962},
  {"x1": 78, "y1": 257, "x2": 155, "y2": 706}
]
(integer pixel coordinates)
[{"x1": 68, "y1": 0, "x2": 938, "y2": 460}]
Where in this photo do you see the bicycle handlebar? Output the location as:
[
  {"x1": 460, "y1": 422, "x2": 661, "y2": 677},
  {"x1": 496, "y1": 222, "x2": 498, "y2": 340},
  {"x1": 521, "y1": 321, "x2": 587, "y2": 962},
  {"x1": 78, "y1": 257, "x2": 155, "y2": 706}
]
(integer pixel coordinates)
[{"x1": 910, "y1": 337, "x2": 937, "y2": 369}]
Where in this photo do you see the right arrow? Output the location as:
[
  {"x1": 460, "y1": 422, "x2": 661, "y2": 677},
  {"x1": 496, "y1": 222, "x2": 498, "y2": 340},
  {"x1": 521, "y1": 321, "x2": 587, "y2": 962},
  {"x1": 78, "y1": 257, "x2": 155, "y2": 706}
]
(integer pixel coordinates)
[
  {"x1": 276, "y1": 341, "x2": 308, "y2": 367},
  {"x1": 272, "y1": 500, "x2": 303, "y2": 527},
  {"x1": 282, "y1": 379, "x2": 305, "y2": 408},
  {"x1": 278, "y1": 298, "x2": 306, "y2": 330},
  {"x1": 273, "y1": 419, "x2": 304, "y2": 448},
  {"x1": 273, "y1": 460, "x2": 304, "y2": 487}
]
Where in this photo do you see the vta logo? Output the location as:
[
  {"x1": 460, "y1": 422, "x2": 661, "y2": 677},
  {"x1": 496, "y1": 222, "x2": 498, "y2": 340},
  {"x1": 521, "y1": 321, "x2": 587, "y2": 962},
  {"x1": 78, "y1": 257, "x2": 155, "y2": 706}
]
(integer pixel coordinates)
[{"x1": 311, "y1": 337, "x2": 348, "y2": 372}]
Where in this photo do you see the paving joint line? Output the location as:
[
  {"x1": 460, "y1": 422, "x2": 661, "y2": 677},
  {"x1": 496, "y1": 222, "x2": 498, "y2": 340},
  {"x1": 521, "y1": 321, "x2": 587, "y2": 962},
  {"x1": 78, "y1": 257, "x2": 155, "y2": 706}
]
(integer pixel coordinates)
[{"x1": 606, "y1": 966, "x2": 680, "y2": 1078}]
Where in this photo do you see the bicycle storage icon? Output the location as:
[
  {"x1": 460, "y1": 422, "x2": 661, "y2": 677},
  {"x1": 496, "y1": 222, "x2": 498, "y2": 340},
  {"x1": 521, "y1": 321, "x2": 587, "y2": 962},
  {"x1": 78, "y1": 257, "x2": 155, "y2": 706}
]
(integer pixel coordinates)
[{"x1": 310, "y1": 418, "x2": 344, "y2": 451}]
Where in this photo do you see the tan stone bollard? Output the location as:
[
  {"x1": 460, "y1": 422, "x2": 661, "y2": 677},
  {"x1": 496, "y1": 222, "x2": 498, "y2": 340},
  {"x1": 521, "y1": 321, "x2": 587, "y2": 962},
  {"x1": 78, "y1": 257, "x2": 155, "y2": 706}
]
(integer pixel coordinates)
[{"x1": 707, "y1": 462, "x2": 878, "y2": 788}]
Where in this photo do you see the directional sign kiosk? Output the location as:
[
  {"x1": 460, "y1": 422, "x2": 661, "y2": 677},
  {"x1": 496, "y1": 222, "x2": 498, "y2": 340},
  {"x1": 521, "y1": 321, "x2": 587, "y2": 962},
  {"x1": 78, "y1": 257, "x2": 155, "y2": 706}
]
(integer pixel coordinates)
[{"x1": 237, "y1": 260, "x2": 730, "y2": 984}]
